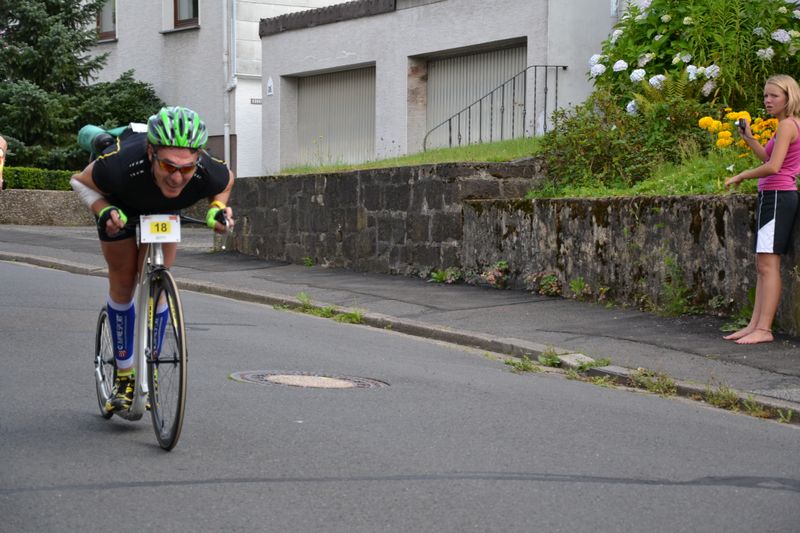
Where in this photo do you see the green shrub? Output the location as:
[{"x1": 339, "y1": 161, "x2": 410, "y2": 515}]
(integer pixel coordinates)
[
  {"x1": 538, "y1": 89, "x2": 711, "y2": 192},
  {"x1": 4, "y1": 166, "x2": 74, "y2": 190},
  {"x1": 592, "y1": 0, "x2": 800, "y2": 110}
]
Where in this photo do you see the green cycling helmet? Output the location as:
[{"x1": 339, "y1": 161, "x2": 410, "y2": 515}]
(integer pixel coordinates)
[{"x1": 147, "y1": 106, "x2": 208, "y2": 149}]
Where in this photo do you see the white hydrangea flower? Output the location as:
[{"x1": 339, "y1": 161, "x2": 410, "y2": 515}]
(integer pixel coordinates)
[
  {"x1": 611, "y1": 29, "x2": 623, "y2": 44},
  {"x1": 589, "y1": 54, "x2": 605, "y2": 67},
  {"x1": 660, "y1": 14, "x2": 672, "y2": 23},
  {"x1": 626, "y1": 100, "x2": 639, "y2": 116},
  {"x1": 753, "y1": 27, "x2": 766, "y2": 37},
  {"x1": 613, "y1": 60, "x2": 628, "y2": 72},
  {"x1": 635, "y1": 13, "x2": 648, "y2": 22},
  {"x1": 640, "y1": 0, "x2": 651, "y2": 8},
  {"x1": 794, "y1": 10, "x2": 800, "y2": 19},
  {"x1": 630, "y1": 69, "x2": 646, "y2": 83},
  {"x1": 590, "y1": 63, "x2": 607, "y2": 78},
  {"x1": 778, "y1": 6, "x2": 787, "y2": 14},
  {"x1": 701, "y1": 80, "x2": 716, "y2": 97},
  {"x1": 686, "y1": 65, "x2": 699, "y2": 81},
  {"x1": 637, "y1": 53, "x2": 655, "y2": 67},
  {"x1": 756, "y1": 47, "x2": 775, "y2": 60},
  {"x1": 704, "y1": 64, "x2": 721, "y2": 79},
  {"x1": 790, "y1": 30, "x2": 800, "y2": 39},
  {"x1": 649, "y1": 74, "x2": 667, "y2": 90},
  {"x1": 654, "y1": 34, "x2": 663, "y2": 41},
  {"x1": 772, "y1": 29, "x2": 791, "y2": 44},
  {"x1": 683, "y1": 17, "x2": 694, "y2": 25}
]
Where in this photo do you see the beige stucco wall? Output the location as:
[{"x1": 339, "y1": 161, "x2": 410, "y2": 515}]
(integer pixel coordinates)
[
  {"x1": 89, "y1": 0, "x2": 345, "y2": 177},
  {"x1": 260, "y1": 0, "x2": 619, "y2": 173}
]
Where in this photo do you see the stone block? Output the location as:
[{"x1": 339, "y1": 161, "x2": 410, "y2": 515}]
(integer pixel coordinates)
[
  {"x1": 458, "y1": 178, "x2": 501, "y2": 200},
  {"x1": 377, "y1": 215, "x2": 406, "y2": 244},
  {"x1": 325, "y1": 175, "x2": 359, "y2": 208},
  {"x1": 384, "y1": 183, "x2": 411, "y2": 211},
  {"x1": 362, "y1": 182, "x2": 382, "y2": 210},
  {"x1": 410, "y1": 243, "x2": 441, "y2": 269},
  {"x1": 431, "y1": 211, "x2": 462, "y2": 242},
  {"x1": 406, "y1": 213, "x2": 430, "y2": 243}
]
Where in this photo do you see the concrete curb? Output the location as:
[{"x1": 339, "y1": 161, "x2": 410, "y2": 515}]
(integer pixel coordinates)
[{"x1": 4, "y1": 252, "x2": 800, "y2": 424}]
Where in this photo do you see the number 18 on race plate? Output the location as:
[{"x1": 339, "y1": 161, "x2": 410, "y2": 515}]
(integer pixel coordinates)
[{"x1": 140, "y1": 214, "x2": 181, "y2": 243}]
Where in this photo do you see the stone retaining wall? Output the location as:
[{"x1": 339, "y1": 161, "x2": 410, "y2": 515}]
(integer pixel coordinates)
[
  {"x1": 0, "y1": 189, "x2": 94, "y2": 226},
  {"x1": 229, "y1": 161, "x2": 544, "y2": 274},
  {"x1": 462, "y1": 196, "x2": 800, "y2": 335},
  {"x1": 5, "y1": 164, "x2": 799, "y2": 335},
  {"x1": 0, "y1": 189, "x2": 207, "y2": 226}
]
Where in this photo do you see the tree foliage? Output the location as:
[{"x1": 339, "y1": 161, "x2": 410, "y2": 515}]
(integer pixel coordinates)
[
  {"x1": 0, "y1": 1, "x2": 163, "y2": 170},
  {"x1": 0, "y1": 0, "x2": 108, "y2": 92}
]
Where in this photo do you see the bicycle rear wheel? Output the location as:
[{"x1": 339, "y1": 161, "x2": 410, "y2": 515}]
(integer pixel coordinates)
[
  {"x1": 147, "y1": 270, "x2": 188, "y2": 450},
  {"x1": 94, "y1": 306, "x2": 116, "y2": 419}
]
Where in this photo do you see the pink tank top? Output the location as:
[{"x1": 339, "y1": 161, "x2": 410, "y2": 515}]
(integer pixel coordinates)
[{"x1": 760, "y1": 118, "x2": 800, "y2": 191}]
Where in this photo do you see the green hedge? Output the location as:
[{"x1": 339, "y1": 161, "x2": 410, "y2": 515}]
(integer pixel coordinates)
[{"x1": 4, "y1": 166, "x2": 76, "y2": 190}]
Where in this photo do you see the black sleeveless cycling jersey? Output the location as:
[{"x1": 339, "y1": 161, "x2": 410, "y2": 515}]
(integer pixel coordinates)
[{"x1": 91, "y1": 132, "x2": 230, "y2": 217}]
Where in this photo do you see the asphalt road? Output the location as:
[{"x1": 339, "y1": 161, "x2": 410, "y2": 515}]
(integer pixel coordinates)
[{"x1": 1, "y1": 262, "x2": 799, "y2": 532}]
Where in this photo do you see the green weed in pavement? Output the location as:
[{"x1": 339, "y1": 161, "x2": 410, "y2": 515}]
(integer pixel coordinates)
[{"x1": 505, "y1": 355, "x2": 541, "y2": 374}]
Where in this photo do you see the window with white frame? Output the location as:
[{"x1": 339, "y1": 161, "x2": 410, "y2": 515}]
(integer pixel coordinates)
[
  {"x1": 174, "y1": 0, "x2": 198, "y2": 28},
  {"x1": 97, "y1": 0, "x2": 116, "y2": 40}
]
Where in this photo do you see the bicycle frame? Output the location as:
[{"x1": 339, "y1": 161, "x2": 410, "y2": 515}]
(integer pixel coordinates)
[{"x1": 113, "y1": 240, "x2": 165, "y2": 421}]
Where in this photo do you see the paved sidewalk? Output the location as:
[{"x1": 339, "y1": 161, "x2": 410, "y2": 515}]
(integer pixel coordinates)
[{"x1": 2, "y1": 224, "x2": 799, "y2": 411}]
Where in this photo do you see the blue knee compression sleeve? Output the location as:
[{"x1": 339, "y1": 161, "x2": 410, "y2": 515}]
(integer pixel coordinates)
[{"x1": 107, "y1": 297, "x2": 135, "y2": 371}]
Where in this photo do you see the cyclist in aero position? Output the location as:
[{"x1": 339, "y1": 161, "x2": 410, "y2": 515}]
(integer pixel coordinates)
[{"x1": 70, "y1": 106, "x2": 235, "y2": 412}]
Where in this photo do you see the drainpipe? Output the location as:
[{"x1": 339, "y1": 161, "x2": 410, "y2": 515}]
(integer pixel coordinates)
[{"x1": 222, "y1": 0, "x2": 238, "y2": 166}]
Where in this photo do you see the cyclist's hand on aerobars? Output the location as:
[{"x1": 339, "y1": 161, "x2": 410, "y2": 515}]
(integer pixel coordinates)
[
  {"x1": 206, "y1": 204, "x2": 234, "y2": 234},
  {"x1": 97, "y1": 205, "x2": 127, "y2": 237},
  {"x1": 107, "y1": 209, "x2": 126, "y2": 236},
  {"x1": 214, "y1": 207, "x2": 234, "y2": 234}
]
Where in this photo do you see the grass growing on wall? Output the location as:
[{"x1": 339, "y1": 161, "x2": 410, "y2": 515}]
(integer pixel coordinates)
[{"x1": 280, "y1": 136, "x2": 542, "y2": 175}]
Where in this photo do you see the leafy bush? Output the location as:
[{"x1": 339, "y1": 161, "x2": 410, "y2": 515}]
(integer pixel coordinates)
[
  {"x1": 538, "y1": 89, "x2": 711, "y2": 191},
  {"x1": 3, "y1": 167, "x2": 74, "y2": 190},
  {"x1": 590, "y1": 0, "x2": 800, "y2": 110}
]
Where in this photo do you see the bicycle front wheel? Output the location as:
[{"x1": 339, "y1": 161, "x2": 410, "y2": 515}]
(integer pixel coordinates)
[
  {"x1": 147, "y1": 269, "x2": 188, "y2": 450},
  {"x1": 94, "y1": 306, "x2": 116, "y2": 419}
]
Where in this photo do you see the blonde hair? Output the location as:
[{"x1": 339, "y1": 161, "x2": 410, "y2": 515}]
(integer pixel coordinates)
[{"x1": 766, "y1": 74, "x2": 800, "y2": 117}]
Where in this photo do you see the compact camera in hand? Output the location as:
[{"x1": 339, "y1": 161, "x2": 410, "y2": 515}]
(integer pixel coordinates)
[{"x1": 735, "y1": 118, "x2": 747, "y2": 130}]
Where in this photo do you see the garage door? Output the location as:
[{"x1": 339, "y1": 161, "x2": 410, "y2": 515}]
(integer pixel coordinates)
[
  {"x1": 297, "y1": 67, "x2": 376, "y2": 166},
  {"x1": 426, "y1": 46, "x2": 527, "y2": 149}
]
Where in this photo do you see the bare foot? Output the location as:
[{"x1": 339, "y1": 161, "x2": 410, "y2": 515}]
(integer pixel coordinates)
[
  {"x1": 723, "y1": 327, "x2": 753, "y2": 341},
  {"x1": 735, "y1": 329, "x2": 774, "y2": 345}
]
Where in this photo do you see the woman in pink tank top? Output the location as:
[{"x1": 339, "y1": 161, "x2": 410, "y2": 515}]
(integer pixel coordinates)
[{"x1": 724, "y1": 74, "x2": 800, "y2": 344}]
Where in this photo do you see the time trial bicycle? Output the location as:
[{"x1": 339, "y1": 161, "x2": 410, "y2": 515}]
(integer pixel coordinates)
[{"x1": 93, "y1": 214, "x2": 214, "y2": 450}]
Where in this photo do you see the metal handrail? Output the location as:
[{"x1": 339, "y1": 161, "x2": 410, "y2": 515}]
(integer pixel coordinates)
[{"x1": 423, "y1": 64, "x2": 567, "y2": 151}]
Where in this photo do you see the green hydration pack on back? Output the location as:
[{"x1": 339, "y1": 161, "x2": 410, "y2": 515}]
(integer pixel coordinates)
[{"x1": 77, "y1": 124, "x2": 134, "y2": 157}]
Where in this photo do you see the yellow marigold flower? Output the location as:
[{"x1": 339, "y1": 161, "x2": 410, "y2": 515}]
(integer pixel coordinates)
[
  {"x1": 738, "y1": 111, "x2": 752, "y2": 123},
  {"x1": 709, "y1": 120, "x2": 722, "y2": 133},
  {"x1": 716, "y1": 138, "x2": 733, "y2": 148},
  {"x1": 718, "y1": 130, "x2": 732, "y2": 139},
  {"x1": 721, "y1": 122, "x2": 733, "y2": 131},
  {"x1": 724, "y1": 107, "x2": 732, "y2": 112},
  {"x1": 725, "y1": 112, "x2": 738, "y2": 120},
  {"x1": 698, "y1": 116, "x2": 714, "y2": 129},
  {"x1": 736, "y1": 140, "x2": 747, "y2": 148}
]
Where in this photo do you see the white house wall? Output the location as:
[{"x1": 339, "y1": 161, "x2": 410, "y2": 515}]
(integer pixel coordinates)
[
  {"x1": 260, "y1": 0, "x2": 620, "y2": 173},
  {"x1": 90, "y1": 0, "x2": 346, "y2": 177},
  {"x1": 93, "y1": 1, "x2": 225, "y2": 145}
]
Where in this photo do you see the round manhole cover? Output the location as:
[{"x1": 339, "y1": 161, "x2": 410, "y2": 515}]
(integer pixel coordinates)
[{"x1": 229, "y1": 371, "x2": 389, "y2": 389}]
